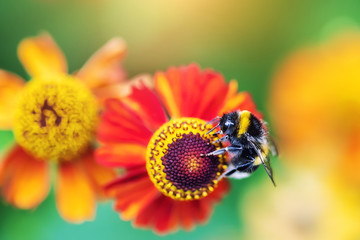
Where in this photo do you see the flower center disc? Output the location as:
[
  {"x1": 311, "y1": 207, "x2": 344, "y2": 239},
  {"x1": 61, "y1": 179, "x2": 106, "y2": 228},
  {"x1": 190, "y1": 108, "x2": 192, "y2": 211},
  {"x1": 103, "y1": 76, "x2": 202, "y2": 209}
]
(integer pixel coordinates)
[
  {"x1": 13, "y1": 76, "x2": 97, "y2": 161},
  {"x1": 146, "y1": 118, "x2": 227, "y2": 200}
]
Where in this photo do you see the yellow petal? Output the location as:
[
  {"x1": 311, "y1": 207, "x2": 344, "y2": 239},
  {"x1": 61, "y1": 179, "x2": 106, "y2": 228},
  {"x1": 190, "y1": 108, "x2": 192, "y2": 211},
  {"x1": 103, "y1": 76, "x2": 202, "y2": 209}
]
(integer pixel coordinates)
[
  {"x1": 18, "y1": 33, "x2": 67, "y2": 77},
  {"x1": 0, "y1": 70, "x2": 25, "y2": 129},
  {"x1": 56, "y1": 160, "x2": 96, "y2": 223}
]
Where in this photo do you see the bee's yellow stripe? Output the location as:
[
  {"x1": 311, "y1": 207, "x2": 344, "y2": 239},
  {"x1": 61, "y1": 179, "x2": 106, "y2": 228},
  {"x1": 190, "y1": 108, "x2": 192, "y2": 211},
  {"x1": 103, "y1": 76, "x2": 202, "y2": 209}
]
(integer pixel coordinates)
[{"x1": 237, "y1": 110, "x2": 251, "y2": 137}]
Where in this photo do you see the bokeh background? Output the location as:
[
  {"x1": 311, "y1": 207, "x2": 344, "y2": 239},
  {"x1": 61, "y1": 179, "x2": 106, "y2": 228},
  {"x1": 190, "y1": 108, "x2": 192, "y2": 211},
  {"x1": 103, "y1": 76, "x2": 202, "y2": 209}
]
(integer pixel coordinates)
[{"x1": 1, "y1": 0, "x2": 360, "y2": 239}]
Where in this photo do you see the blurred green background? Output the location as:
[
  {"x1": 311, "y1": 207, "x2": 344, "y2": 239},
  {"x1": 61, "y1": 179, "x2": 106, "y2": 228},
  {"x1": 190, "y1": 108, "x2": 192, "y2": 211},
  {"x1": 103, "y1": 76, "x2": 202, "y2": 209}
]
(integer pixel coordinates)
[{"x1": 1, "y1": 0, "x2": 360, "y2": 239}]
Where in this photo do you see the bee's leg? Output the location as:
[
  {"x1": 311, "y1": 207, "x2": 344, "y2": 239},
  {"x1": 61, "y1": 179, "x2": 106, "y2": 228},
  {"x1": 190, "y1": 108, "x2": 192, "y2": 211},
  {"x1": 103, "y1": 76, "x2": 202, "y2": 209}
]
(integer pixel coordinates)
[
  {"x1": 212, "y1": 135, "x2": 229, "y2": 143},
  {"x1": 205, "y1": 148, "x2": 227, "y2": 156},
  {"x1": 212, "y1": 130, "x2": 223, "y2": 136},
  {"x1": 218, "y1": 162, "x2": 251, "y2": 180},
  {"x1": 205, "y1": 146, "x2": 242, "y2": 156},
  {"x1": 218, "y1": 167, "x2": 237, "y2": 181}
]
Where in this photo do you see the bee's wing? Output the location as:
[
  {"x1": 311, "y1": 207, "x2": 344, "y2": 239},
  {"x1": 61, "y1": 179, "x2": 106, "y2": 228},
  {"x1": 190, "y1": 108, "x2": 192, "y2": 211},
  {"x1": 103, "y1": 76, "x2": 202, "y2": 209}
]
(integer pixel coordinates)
[
  {"x1": 248, "y1": 140, "x2": 276, "y2": 187},
  {"x1": 267, "y1": 135, "x2": 278, "y2": 156},
  {"x1": 262, "y1": 121, "x2": 278, "y2": 156}
]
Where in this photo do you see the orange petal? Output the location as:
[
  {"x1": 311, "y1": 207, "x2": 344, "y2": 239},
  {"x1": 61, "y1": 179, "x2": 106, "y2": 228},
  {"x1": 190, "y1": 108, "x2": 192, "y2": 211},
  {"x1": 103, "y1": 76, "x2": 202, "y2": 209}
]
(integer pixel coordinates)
[
  {"x1": 0, "y1": 145, "x2": 50, "y2": 209},
  {"x1": 0, "y1": 70, "x2": 25, "y2": 129},
  {"x1": 56, "y1": 160, "x2": 96, "y2": 223},
  {"x1": 17, "y1": 33, "x2": 67, "y2": 77},
  {"x1": 76, "y1": 38, "x2": 127, "y2": 91},
  {"x1": 96, "y1": 143, "x2": 146, "y2": 168},
  {"x1": 80, "y1": 147, "x2": 116, "y2": 198}
]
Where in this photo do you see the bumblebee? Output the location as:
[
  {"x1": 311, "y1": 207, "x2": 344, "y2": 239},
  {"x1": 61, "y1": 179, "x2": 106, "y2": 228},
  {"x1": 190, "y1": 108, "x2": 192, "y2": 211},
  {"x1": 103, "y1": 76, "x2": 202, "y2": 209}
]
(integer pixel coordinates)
[{"x1": 206, "y1": 110, "x2": 277, "y2": 186}]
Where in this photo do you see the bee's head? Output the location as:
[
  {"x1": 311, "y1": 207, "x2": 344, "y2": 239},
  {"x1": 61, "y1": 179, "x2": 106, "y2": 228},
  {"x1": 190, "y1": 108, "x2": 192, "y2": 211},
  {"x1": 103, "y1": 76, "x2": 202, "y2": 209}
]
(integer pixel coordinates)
[{"x1": 219, "y1": 112, "x2": 238, "y2": 135}]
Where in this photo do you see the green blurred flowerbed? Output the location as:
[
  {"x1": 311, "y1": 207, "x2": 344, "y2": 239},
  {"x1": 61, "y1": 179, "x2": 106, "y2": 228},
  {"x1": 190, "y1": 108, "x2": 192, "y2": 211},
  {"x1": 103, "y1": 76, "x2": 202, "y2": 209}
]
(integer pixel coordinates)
[{"x1": 1, "y1": 0, "x2": 360, "y2": 239}]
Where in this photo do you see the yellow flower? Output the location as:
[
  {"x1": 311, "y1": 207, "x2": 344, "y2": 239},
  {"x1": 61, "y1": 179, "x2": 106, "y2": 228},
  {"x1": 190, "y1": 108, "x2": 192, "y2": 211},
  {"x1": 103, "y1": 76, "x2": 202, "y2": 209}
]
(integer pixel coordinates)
[
  {"x1": 0, "y1": 33, "x2": 127, "y2": 222},
  {"x1": 241, "y1": 170, "x2": 360, "y2": 240},
  {"x1": 249, "y1": 31, "x2": 360, "y2": 240},
  {"x1": 270, "y1": 31, "x2": 360, "y2": 184}
]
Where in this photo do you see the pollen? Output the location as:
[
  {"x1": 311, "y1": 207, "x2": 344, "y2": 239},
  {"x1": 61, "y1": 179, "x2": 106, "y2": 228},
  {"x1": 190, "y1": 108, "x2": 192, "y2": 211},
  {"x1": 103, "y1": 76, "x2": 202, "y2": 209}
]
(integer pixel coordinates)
[
  {"x1": 146, "y1": 118, "x2": 227, "y2": 201},
  {"x1": 13, "y1": 75, "x2": 97, "y2": 161}
]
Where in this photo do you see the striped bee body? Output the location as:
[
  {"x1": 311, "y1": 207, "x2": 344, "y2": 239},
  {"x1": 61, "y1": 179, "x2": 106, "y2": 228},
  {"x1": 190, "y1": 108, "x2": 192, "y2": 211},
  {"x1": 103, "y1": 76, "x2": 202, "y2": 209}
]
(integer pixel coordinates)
[{"x1": 207, "y1": 110, "x2": 277, "y2": 186}]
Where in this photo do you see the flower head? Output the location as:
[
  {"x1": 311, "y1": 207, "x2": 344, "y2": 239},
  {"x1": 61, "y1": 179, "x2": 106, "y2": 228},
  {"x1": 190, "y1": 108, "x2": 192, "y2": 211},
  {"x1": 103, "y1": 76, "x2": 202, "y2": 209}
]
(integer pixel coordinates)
[
  {"x1": 270, "y1": 31, "x2": 360, "y2": 185},
  {"x1": 0, "y1": 33, "x2": 127, "y2": 222},
  {"x1": 13, "y1": 76, "x2": 97, "y2": 160},
  {"x1": 241, "y1": 170, "x2": 360, "y2": 240},
  {"x1": 146, "y1": 118, "x2": 227, "y2": 200},
  {"x1": 261, "y1": 31, "x2": 360, "y2": 240},
  {"x1": 96, "y1": 63, "x2": 261, "y2": 234}
]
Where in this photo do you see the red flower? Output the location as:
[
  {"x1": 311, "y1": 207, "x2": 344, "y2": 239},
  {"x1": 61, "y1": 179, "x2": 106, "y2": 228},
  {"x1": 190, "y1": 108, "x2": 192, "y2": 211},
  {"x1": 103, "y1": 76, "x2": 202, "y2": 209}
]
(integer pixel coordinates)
[{"x1": 96, "y1": 64, "x2": 261, "y2": 234}]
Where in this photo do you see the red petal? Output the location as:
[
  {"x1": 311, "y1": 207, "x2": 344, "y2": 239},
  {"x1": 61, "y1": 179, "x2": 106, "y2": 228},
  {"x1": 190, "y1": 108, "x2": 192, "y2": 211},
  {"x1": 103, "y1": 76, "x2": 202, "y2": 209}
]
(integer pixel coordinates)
[
  {"x1": 219, "y1": 81, "x2": 263, "y2": 119},
  {"x1": 97, "y1": 98, "x2": 153, "y2": 146},
  {"x1": 95, "y1": 143, "x2": 146, "y2": 168},
  {"x1": 154, "y1": 64, "x2": 229, "y2": 120},
  {"x1": 123, "y1": 83, "x2": 168, "y2": 131},
  {"x1": 106, "y1": 166, "x2": 159, "y2": 221},
  {"x1": 105, "y1": 165, "x2": 149, "y2": 193},
  {"x1": 133, "y1": 179, "x2": 230, "y2": 234}
]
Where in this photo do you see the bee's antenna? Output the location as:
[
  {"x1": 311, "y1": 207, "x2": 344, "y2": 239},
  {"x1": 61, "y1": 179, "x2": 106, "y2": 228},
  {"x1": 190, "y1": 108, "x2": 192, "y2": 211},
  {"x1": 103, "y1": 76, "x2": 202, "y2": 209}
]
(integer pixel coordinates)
[
  {"x1": 206, "y1": 116, "x2": 221, "y2": 125},
  {"x1": 206, "y1": 116, "x2": 221, "y2": 134},
  {"x1": 206, "y1": 123, "x2": 220, "y2": 135}
]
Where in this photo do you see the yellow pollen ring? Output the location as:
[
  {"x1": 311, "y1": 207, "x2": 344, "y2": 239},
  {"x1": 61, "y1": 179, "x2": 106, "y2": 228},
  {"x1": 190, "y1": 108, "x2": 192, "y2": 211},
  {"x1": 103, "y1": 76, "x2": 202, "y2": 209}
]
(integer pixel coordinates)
[
  {"x1": 13, "y1": 75, "x2": 98, "y2": 161},
  {"x1": 146, "y1": 118, "x2": 227, "y2": 201}
]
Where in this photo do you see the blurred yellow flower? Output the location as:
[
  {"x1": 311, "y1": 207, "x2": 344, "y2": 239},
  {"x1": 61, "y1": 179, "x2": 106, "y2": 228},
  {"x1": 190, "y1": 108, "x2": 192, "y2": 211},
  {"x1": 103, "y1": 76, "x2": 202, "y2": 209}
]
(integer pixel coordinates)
[
  {"x1": 0, "y1": 33, "x2": 127, "y2": 222},
  {"x1": 241, "y1": 170, "x2": 360, "y2": 240},
  {"x1": 270, "y1": 31, "x2": 360, "y2": 185},
  {"x1": 240, "y1": 31, "x2": 360, "y2": 240}
]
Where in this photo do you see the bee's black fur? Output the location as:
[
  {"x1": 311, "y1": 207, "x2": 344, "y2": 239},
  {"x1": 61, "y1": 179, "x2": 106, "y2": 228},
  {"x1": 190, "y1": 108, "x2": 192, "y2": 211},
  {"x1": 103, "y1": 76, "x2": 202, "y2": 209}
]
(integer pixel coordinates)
[
  {"x1": 207, "y1": 110, "x2": 276, "y2": 186},
  {"x1": 247, "y1": 114, "x2": 263, "y2": 138}
]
